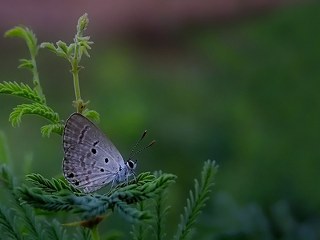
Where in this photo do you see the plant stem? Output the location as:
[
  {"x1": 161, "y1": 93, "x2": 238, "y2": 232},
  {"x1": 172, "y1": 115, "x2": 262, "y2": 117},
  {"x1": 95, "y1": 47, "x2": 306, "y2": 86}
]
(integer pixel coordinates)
[
  {"x1": 71, "y1": 61, "x2": 82, "y2": 105},
  {"x1": 71, "y1": 38, "x2": 83, "y2": 113},
  {"x1": 30, "y1": 50, "x2": 46, "y2": 103},
  {"x1": 91, "y1": 225, "x2": 100, "y2": 240}
]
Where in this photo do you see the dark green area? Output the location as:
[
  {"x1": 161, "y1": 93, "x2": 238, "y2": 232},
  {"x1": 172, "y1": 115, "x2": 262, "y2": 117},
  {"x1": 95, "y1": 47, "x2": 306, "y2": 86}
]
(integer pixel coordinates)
[{"x1": 0, "y1": 3, "x2": 319, "y2": 239}]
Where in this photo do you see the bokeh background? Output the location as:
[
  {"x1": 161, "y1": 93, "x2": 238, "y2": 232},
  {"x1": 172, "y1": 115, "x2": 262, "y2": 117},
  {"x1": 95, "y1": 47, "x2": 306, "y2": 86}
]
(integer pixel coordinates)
[{"x1": 0, "y1": 1, "x2": 320, "y2": 239}]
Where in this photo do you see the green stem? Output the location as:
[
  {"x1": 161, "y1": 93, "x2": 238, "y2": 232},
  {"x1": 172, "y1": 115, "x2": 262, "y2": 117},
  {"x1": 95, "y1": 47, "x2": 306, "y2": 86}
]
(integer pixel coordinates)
[
  {"x1": 71, "y1": 33, "x2": 83, "y2": 113},
  {"x1": 91, "y1": 225, "x2": 100, "y2": 240},
  {"x1": 71, "y1": 62, "x2": 82, "y2": 102},
  {"x1": 30, "y1": 51, "x2": 46, "y2": 103}
]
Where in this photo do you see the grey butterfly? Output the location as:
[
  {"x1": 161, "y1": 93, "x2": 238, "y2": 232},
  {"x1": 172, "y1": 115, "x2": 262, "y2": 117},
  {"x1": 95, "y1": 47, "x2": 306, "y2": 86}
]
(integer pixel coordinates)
[{"x1": 63, "y1": 113, "x2": 137, "y2": 193}]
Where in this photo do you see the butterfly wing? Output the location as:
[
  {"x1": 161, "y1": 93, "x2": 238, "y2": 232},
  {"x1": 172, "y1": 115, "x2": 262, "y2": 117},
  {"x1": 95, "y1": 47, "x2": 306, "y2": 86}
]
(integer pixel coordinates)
[{"x1": 63, "y1": 113, "x2": 125, "y2": 193}]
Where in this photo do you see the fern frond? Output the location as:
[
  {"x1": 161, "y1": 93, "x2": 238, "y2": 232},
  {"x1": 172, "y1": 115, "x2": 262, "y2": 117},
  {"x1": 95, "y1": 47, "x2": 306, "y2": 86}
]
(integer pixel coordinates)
[
  {"x1": 0, "y1": 165, "x2": 15, "y2": 191},
  {"x1": 18, "y1": 172, "x2": 176, "y2": 223},
  {"x1": 41, "y1": 123, "x2": 64, "y2": 137},
  {"x1": 131, "y1": 202, "x2": 145, "y2": 240},
  {"x1": 0, "y1": 81, "x2": 44, "y2": 103},
  {"x1": 174, "y1": 160, "x2": 218, "y2": 240},
  {"x1": 46, "y1": 219, "x2": 67, "y2": 240},
  {"x1": 0, "y1": 207, "x2": 23, "y2": 240},
  {"x1": 19, "y1": 204, "x2": 46, "y2": 240},
  {"x1": 114, "y1": 201, "x2": 151, "y2": 222},
  {"x1": 153, "y1": 171, "x2": 170, "y2": 240},
  {"x1": 74, "y1": 227, "x2": 92, "y2": 240},
  {"x1": 82, "y1": 109, "x2": 100, "y2": 122},
  {"x1": 18, "y1": 187, "x2": 74, "y2": 212},
  {"x1": 5, "y1": 26, "x2": 38, "y2": 56},
  {"x1": 9, "y1": 103, "x2": 59, "y2": 127},
  {"x1": 0, "y1": 131, "x2": 10, "y2": 165},
  {"x1": 18, "y1": 59, "x2": 33, "y2": 71},
  {"x1": 26, "y1": 173, "x2": 80, "y2": 193}
]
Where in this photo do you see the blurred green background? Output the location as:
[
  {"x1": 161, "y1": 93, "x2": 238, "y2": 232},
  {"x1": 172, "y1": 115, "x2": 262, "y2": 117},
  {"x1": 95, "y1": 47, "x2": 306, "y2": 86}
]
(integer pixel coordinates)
[{"x1": 0, "y1": 2, "x2": 320, "y2": 239}]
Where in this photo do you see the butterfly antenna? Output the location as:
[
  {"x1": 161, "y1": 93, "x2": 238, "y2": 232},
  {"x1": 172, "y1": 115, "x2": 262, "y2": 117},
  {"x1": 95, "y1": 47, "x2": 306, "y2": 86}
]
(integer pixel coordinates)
[
  {"x1": 129, "y1": 140, "x2": 156, "y2": 160},
  {"x1": 128, "y1": 130, "x2": 148, "y2": 160}
]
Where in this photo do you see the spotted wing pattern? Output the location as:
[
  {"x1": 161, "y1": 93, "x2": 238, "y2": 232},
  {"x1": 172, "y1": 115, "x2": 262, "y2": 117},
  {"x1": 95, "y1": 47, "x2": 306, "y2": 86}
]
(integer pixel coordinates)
[{"x1": 63, "y1": 113, "x2": 125, "y2": 193}]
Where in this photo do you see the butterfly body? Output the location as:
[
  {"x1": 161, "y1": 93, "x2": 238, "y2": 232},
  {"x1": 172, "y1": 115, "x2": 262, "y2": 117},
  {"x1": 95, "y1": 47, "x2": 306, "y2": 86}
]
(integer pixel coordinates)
[{"x1": 63, "y1": 113, "x2": 136, "y2": 193}]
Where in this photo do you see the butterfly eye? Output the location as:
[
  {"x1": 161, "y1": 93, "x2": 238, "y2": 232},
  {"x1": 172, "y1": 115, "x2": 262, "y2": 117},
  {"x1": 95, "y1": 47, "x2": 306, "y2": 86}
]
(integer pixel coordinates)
[{"x1": 127, "y1": 160, "x2": 136, "y2": 169}]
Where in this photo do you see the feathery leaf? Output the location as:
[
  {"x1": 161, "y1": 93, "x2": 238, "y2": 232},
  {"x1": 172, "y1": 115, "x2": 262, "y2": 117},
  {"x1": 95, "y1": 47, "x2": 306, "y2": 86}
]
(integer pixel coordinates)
[
  {"x1": 18, "y1": 59, "x2": 34, "y2": 71},
  {"x1": 0, "y1": 131, "x2": 10, "y2": 165},
  {"x1": 174, "y1": 160, "x2": 218, "y2": 240},
  {"x1": 153, "y1": 171, "x2": 171, "y2": 240},
  {"x1": 82, "y1": 109, "x2": 100, "y2": 122},
  {"x1": 18, "y1": 172, "x2": 176, "y2": 223},
  {"x1": 5, "y1": 26, "x2": 38, "y2": 56},
  {"x1": 26, "y1": 173, "x2": 80, "y2": 193},
  {"x1": 0, "y1": 207, "x2": 23, "y2": 240},
  {"x1": 19, "y1": 204, "x2": 45, "y2": 240},
  {"x1": 0, "y1": 81, "x2": 44, "y2": 103},
  {"x1": 46, "y1": 219, "x2": 67, "y2": 240},
  {"x1": 9, "y1": 103, "x2": 59, "y2": 127},
  {"x1": 41, "y1": 123, "x2": 64, "y2": 137}
]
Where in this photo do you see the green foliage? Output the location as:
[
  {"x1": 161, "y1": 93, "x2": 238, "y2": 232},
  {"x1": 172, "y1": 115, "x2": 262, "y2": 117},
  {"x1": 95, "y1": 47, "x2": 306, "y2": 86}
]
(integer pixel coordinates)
[
  {"x1": 129, "y1": 161, "x2": 218, "y2": 240},
  {"x1": 25, "y1": 173, "x2": 80, "y2": 194},
  {"x1": 46, "y1": 219, "x2": 67, "y2": 240},
  {"x1": 0, "y1": 206, "x2": 23, "y2": 240},
  {"x1": 130, "y1": 202, "x2": 149, "y2": 240},
  {"x1": 41, "y1": 123, "x2": 64, "y2": 137},
  {"x1": 40, "y1": 13, "x2": 95, "y2": 114},
  {"x1": 153, "y1": 171, "x2": 171, "y2": 240},
  {"x1": 5, "y1": 26, "x2": 38, "y2": 57},
  {"x1": 174, "y1": 160, "x2": 218, "y2": 240},
  {"x1": 82, "y1": 109, "x2": 100, "y2": 123},
  {"x1": 0, "y1": 131, "x2": 10, "y2": 164},
  {"x1": 9, "y1": 103, "x2": 59, "y2": 127},
  {"x1": 0, "y1": 81, "x2": 44, "y2": 103},
  {"x1": 40, "y1": 13, "x2": 92, "y2": 63},
  {"x1": 4, "y1": 26, "x2": 45, "y2": 101},
  {"x1": 0, "y1": 165, "x2": 58, "y2": 239},
  {"x1": 1, "y1": 14, "x2": 97, "y2": 136},
  {"x1": 18, "y1": 172, "x2": 176, "y2": 222},
  {"x1": 1, "y1": 13, "x2": 219, "y2": 240},
  {"x1": 1, "y1": 25, "x2": 61, "y2": 136}
]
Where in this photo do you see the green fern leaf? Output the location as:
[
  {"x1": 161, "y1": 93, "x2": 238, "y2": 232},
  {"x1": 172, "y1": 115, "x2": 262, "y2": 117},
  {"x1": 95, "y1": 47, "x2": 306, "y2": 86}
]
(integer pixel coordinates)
[
  {"x1": 0, "y1": 81, "x2": 44, "y2": 103},
  {"x1": 131, "y1": 202, "x2": 150, "y2": 240},
  {"x1": 40, "y1": 42, "x2": 58, "y2": 54},
  {"x1": 114, "y1": 201, "x2": 151, "y2": 222},
  {"x1": 18, "y1": 172, "x2": 176, "y2": 224},
  {"x1": 46, "y1": 219, "x2": 67, "y2": 240},
  {"x1": 0, "y1": 131, "x2": 10, "y2": 165},
  {"x1": 18, "y1": 58, "x2": 34, "y2": 70},
  {"x1": 74, "y1": 227, "x2": 92, "y2": 240},
  {"x1": 174, "y1": 160, "x2": 218, "y2": 240},
  {"x1": 152, "y1": 171, "x2": 170, "y2": 240},
  {"x1": 0, "y1": 207, "x2": 23, "y2": 240},
  {"x1": 0, "y1": 165, "x2": 15, "y2": 191},
  {"x1": 5, "y1": 26, "x2": 38, "y2": 56},
  {"x1": 9, "y1": 103, "x2": 59, "y2": 127},
  {"x1": 41, "y1": 123, "x2": 64, "y2": 137},
  {"x1": 19, "y1": 204, "x2": 46, "y2": 240},
  {"x1": 26, "y1": 173, "x2": 79, "y2": 193},
  {"x1": 82, "y1": 109, "x2": 100, "y2": 122}
]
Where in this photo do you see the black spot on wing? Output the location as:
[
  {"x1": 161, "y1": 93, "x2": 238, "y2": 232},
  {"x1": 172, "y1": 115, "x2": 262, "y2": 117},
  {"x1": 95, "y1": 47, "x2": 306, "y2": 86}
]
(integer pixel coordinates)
[{"x1": 67, "y1": 172, "x2": 75, "y2": 178}]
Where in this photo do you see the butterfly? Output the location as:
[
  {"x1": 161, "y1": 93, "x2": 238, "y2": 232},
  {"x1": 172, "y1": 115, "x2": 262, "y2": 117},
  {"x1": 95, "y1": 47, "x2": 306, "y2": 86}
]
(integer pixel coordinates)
[{"x1": 62, "y1": 113, "x2": 137, "y2": 193}]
